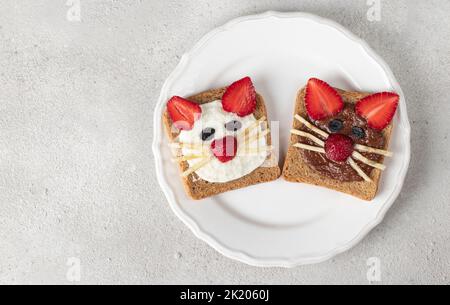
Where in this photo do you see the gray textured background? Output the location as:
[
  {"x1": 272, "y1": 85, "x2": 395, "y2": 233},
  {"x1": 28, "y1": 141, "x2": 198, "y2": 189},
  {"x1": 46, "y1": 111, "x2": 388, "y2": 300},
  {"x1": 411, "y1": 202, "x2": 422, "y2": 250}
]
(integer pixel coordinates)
[{"x1": 0, "y1": 0, "x2": 449, "y2": 285}]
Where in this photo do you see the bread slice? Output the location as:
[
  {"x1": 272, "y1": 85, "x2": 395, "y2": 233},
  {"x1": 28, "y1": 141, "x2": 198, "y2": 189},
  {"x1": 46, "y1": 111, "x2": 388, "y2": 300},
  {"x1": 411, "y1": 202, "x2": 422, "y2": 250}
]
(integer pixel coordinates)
[
  {"x1": 282, "y1": 87, "x2": 394, "y2": 201},
  {"x1": 163, "y1": 87, "x2": 281, "y2": 200}
]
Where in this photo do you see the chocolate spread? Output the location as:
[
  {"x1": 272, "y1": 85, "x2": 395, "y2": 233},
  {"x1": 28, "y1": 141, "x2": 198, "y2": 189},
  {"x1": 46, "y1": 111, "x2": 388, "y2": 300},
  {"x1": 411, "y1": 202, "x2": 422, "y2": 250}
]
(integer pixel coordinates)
[{"x1": 300, "y1": 102, "x2": 386, "y2": 182}]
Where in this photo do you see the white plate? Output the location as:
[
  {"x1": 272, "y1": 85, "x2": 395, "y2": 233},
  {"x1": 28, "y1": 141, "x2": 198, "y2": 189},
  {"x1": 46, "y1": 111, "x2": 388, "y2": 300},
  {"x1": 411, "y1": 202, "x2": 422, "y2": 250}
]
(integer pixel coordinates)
[{"x1": 152, "y1": 12, "x2": 411, "y2": 267}]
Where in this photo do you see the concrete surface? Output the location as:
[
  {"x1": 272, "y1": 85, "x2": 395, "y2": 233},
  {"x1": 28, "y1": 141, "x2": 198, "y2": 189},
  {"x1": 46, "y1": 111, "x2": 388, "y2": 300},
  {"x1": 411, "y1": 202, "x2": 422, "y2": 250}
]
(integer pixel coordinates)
[{"x1": 0, "y1": 0, "x2": 449, "y2": 285}]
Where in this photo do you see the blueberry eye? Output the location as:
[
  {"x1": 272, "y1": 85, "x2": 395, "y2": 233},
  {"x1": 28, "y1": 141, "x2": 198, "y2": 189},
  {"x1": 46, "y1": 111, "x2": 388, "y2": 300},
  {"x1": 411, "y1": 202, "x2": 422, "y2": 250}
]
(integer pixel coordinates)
[
  {"x1": 329, "y1": 120, "x2": 343, "y2": 133},
  {"x1": 352, "y1": 127, "x2": 366, "y2": 139},
  {"x1": 225, "y1": 120, "x2": 242, "y2": 132},
  {"x1": 200, "y1": 128, "x2": 215, "y2": 141}
]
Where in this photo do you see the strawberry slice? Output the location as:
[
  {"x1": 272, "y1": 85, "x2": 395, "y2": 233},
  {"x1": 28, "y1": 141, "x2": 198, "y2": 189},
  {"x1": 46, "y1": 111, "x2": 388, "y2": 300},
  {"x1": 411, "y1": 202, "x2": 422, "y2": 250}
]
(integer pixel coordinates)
[
  {"x1": 211, "y1": 136, "x2": 238, "y2": 163},
  {"x1": 167, "y1": 96, "x2": 202, "y2": 131},
  {"x1": 325, "y1": 134, "x2": 354, "y2": 162},
  {"x1": 305, "y1": 78, "x2": 344, "y2": 121},
  {"x1": 222, "y1": 77, "x2": 256, "y2": 117},
  {"x1": 355, "y1": 92, "x2": 399, "y2": 131}
]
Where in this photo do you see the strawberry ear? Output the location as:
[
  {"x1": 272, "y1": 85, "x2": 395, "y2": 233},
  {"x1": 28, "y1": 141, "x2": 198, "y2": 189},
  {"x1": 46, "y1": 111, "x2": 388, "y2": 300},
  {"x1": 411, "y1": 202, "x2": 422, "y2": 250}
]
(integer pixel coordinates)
[
  {"x1": 355, "y1": 92, "x2": 399, "y2": 131},
  {"x1": 222, "y1": 77, "x2": 257, "y2": 117},
  {"x1": 167, "y1": 96, "x2": 202, "y2": 131},
  {"x1": 305, "y1": 78, "x2": 344, "y2": 121}
]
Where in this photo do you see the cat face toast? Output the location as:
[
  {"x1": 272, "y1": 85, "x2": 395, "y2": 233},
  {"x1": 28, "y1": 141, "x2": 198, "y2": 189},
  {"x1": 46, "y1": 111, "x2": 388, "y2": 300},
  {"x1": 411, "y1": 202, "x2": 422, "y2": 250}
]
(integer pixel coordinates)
[
  {"x1": 282, "y1": 78, "x2": 399, "y2": 201},
  {"x1": 164, "y1": 77, "x2": 281, "y2": 200}
]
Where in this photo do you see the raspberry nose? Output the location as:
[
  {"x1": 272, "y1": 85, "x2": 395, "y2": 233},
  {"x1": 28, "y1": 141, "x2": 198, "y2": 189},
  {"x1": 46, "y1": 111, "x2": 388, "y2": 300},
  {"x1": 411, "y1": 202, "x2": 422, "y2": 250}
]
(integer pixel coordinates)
[
  {"x1": 211, "y1": 136, "x2": 238, "y2": 163},
  {"x1": 324, "y1": 134, "x2": 354, "y2": 162}
]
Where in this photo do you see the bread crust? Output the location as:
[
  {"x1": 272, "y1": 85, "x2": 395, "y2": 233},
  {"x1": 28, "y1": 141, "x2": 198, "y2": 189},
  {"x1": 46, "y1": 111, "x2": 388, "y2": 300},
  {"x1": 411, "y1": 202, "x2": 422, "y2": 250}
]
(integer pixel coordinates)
[
  {"x1": 282, "y1": 87, "x2": 394, "y2": 201},
  {"x1": 163, "y1": 88, "x2": 281, "y2": 200}
]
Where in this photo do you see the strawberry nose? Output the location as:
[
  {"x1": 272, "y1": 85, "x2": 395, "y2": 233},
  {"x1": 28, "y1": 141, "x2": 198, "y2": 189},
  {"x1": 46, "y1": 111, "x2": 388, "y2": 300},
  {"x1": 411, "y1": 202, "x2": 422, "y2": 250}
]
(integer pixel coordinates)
[
  {"x1": 324, "y1": 134, "x2": 354, "y2": 162},
  {"x1": 211, "y1": 136, "x2": 238, "y2": 163}
]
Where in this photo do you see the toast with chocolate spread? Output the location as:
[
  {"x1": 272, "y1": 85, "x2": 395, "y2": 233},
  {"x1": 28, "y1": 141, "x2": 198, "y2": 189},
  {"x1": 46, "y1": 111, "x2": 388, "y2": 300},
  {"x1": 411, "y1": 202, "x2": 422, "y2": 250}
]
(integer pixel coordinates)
[{"x1": 282, "y1": 78, "x2": 399, "y2": 201}]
